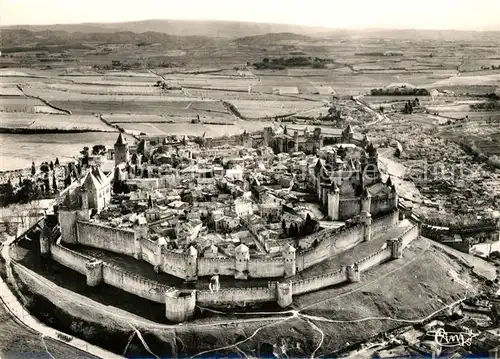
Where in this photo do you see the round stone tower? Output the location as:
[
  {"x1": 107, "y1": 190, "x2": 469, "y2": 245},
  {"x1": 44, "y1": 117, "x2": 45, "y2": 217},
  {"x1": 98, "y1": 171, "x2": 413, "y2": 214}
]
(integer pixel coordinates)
[
  {"x1": 276, "y1": 281, "x2": 293, "y2": 308},
  {"x1": 165, "y1": 290, "x2": 196, "y2": 323}
]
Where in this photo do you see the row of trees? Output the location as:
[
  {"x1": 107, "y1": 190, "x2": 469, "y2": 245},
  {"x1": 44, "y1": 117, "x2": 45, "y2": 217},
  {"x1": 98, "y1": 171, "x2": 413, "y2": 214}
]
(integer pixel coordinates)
[
  {"x1": 253, "y1": 57, "x2": 331, "y2": 70},
  {"x1": 470, "y1": 101, "x2": 500, "y2": 111},
  {"x1": 370, "y1": 88, "x2": 430, "y2": 96},
  {"x1": 30, "y1": 158, "x2": 60, "y2": 176},
  {"x1": 0, "y1": 175, "x2": 59, "y2": 206},
  {"x1": 281, "y1": 213, "x2": 318, "y2": 238}
]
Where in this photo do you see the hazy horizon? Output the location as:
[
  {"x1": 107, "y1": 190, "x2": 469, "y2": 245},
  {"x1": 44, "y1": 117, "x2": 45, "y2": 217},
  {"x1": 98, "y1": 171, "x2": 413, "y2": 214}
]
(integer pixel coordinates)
[{"x1": 2, "y1": 0, "x2": 499, "y2": 31}]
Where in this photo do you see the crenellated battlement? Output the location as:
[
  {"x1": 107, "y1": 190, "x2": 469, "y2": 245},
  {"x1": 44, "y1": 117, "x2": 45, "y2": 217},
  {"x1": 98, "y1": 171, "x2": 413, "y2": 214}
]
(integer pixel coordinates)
[
  {"x1": 45, "y1": 221, "x2": 420, "y2": 322},
  {"x1": 60, "y1": 209, "x2": 406, "y2": 284},
  {"x1": 293, "y1": 267, "x2": 346, "y2": 286},
  {"x1": 76, "y1": 220, "x2": 135, "y2": 234},
  {"x1": 199, "y1": 257, "x2": 233, "y2": 263}
]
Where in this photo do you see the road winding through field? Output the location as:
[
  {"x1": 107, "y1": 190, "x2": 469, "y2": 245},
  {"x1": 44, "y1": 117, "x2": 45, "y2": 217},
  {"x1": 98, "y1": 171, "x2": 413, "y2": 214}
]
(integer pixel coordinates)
[{"x1": 353, "y1": 95, "x2": 390, "y2": 127}]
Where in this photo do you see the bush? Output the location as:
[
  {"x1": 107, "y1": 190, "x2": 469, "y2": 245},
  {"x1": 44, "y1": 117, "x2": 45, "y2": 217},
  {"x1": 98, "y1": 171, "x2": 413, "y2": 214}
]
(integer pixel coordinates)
[
  {"x1": 253, "y1": 56, "x2": 332, "y2": 69},
  {"x1": 370, "y1": 87, "x2": 430, "y2": 96}
]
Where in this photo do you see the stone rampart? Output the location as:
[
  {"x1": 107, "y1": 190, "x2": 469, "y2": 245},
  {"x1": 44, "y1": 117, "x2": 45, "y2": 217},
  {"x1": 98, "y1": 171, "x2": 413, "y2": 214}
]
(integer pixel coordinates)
[
  {"x1": 296, "y1": 224, "x2": 364, "y2": 271},
  {"x1": 292, "y1": 267, "x2": 347, "y2": 295},
  {"x1": 371, "y1": 197, "x2": 396, "y2": 217},
  {"x1": 197, "y1": 287, "x2": 275, "y2": 305},
  {"x1": 401, "y1": 224, "x2": 420, "y2": 248},
  {"x1": 34, "y1": 222, "x2": 421, "y2": 322},
  {"x1": 371, "y1": 210, "x2": 399, "y2": 235},
  {"x1": 339, "y1": 198, "x2": 361, "y2": 220},
  {"x1": 140, "y1": 238, "x2": 157, "y2": 266},
  {"x1": 248, "y1": 258, "x2": 284, "y2": 278},
  {"x1": 197, "y1": 257, "x2": 234, "y2": 277},
  {"x1": 101, "y1": 263, "x2": 169, "y2": 303},
  {"x1": 160, "y1": 249, "x2": 188, "y2": 279},
  {"x1": 70, "y1": 210, "x2": 401, "y2": 282},
  {"x1": 356, "y1": 248, "x2": 392, "y2": 272},
  {"x1": 76, "y1": 221, "x2": 135, "y2": 256},
  {"x1": 50, "y1": 243, "x2": 91, "y2": 274}
]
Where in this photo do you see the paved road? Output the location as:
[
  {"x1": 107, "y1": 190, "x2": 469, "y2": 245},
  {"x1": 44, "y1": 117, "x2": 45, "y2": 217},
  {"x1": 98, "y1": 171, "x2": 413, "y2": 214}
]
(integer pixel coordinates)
[{"x1": 0, "y1": 235, "x2": 123, "y2": 359}]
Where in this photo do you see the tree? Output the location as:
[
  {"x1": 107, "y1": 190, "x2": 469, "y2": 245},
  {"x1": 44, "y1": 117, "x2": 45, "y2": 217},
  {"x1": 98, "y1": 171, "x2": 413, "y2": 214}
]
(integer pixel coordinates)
[
  {"x1": 148, "y1": 195, "x2": 153, "y2": 208},
  {"x1": 49, "y1": 161, "x2": 54, "y2": 171},
  {"x1": 92, "y1": 144, "x2": 106, "y2": 156},
  {"x1": 0, "y1": 179, "x2": 15, "y2": 206},
  {"x1": 403, "y1": 101, "x2": 413, "y2": 114},
  {"x1": 80, "y1": 147, "x2": 90, "y2": 166},
  {"x1": 113, "y1": 180, "x2": 124, "y2": 194},
  {"x1": 31, "y1": 162, "x2": 36, "y2": 176},
  {"x1": 17, "y1": 179, "x2": 39, "y2": 203},
  {"x1": 40, "y1": 162, "x2": 50, "y2": 173},
  {"x1": 282, "y1": 219, "x2": 287, "y2": 232},
  {"x1": 44, "y1": 178, "x2": 50, "y2": 193},
  {"x1": 64, "y1": 175, "x2": 71, "y2": 188},
  {"x1": 52, "y1": 174, "x2": 58, "y2": 192},
  {"x1": 55, "y1": 157, "x2": 60, "y2": 166}
]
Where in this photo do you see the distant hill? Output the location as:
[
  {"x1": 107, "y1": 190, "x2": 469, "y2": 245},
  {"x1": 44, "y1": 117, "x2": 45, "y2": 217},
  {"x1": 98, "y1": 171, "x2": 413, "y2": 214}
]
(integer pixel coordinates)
[
  {"x1": 233, "y1": 32, "x2": 315, "y2": 46},
  {"x1": 1, "y1": 19, "x2": 334, "y2": 39},
  {"x1": 2, "y1": 20, "x2": 499, "y2": 52},
  {"x1": 0, "y1": 29, "x2": 217, "y2": 51}
]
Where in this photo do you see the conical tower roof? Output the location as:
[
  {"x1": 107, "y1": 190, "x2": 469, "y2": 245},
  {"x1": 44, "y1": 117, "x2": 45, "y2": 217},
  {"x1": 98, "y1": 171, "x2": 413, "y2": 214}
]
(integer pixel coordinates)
[{"x1": 115, "y1": 132, "x2": 128, "y2": 146}]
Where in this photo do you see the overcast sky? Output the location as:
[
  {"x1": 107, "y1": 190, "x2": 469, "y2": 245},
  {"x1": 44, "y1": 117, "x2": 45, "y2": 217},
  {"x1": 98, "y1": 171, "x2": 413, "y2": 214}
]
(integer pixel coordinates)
[{"x1": 2, "y1": 0, "x2": 499, "y2": 30}]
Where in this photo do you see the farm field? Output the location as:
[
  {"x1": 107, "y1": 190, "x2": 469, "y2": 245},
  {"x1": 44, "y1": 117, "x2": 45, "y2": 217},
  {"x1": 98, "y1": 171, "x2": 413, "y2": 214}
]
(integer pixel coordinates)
[
  {"x1": 157, "y1": 72, "x2": 259, "y2": 91},
  {"x1": 425, "y1": 74, "x2": 500, "y2": 92},
  {"x1": 118, "y1": 120, "x2": 269, "y2": 137},
  {"x1": 0, "y1": 29, "x2": 498, "y2": 174},
  {"x1": 21, "y1": 85, "x2": 193, "y2": 102},
  {"x1": 0, "y1": 113, "x2": 115, "y2": 131},
  {"x1": 0, "y1": 86, "x2": 24, "y2": 96},
  {"x1": 183, "y1": 88, "x2": 296, "y2": 101},
  {"x1": 41, "y1": 82, "x2": 162, "y2": 95},
  {"x1": 119, "y1": 121, "x2": 267, "y2": 137},
  {"x1": 229, "y1": 99, "x2": 327, "y2": 119},
  {"x1": 0, "y1": 95, "x2": 66, "y2": 114},
  {"x1": 47, "y1": 98, "x2": 233, "y2": 120}
]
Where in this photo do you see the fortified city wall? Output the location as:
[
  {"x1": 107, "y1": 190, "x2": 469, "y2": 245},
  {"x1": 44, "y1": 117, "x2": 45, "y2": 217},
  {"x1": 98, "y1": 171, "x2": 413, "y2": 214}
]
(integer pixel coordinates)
[
  {"x1": 338, "y1": 196, "x2": 397, "y2": 221},
  {"x1": 28, "y1": 221, "x2": 419, "y2": 321},
  {"x1": 29, "y1": 209, "x2": 419, "y2": 322},
  {"x1": 59, "y1": 209, "x2": 400, "y2": 281}
]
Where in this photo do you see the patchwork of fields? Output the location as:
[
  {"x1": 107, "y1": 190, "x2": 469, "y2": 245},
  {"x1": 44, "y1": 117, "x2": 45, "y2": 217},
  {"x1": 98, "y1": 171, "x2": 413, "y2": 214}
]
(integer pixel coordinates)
[
  {"x1": 0, "y1": 44, "x2": 498, "y2": 171},
  {"x1": 0, "y1": 113, "x2": 115, "y2": 131}
]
